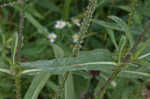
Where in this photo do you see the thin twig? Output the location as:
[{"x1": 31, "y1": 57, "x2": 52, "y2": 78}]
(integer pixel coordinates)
[{"x1": 95, "y1": 21, "x2": 150, "y2": 98}]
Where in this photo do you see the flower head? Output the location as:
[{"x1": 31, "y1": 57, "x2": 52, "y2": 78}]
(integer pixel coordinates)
[
  {"x1": 72, "y1": 34, "x2": 80, "y2": 43},
  {"x1": 48, "y1": 33, "x2": 57, "y2": 43},
  {"x1": 72, "y1": 18, "x2": 81, "y2": 27},
  {"x1": 55, "y1": 20, "x2": 66, "y2": 29}
]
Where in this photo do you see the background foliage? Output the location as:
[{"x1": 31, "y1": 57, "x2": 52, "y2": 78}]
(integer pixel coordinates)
[{"x1": 0, "y1": 0, "x2": 150, "y2": 99}]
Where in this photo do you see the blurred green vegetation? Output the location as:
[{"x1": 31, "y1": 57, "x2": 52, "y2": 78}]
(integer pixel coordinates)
[{"x1": 0, "y1": 0, "x2": 150, "y2": 99}]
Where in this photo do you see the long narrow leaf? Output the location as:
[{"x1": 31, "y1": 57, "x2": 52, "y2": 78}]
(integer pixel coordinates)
[{"x1": 24, "y1": 71, "x2": 51, "y2": 99}]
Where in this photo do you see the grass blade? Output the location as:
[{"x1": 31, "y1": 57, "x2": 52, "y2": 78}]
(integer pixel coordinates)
[{"x1": 24, "y1": 71, "x2": 51, "y2": 99}]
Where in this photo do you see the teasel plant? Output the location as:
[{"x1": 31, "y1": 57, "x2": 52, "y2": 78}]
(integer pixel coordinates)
[{"x1": 54, "y1": 0, "x2": 98, "y2": 99}]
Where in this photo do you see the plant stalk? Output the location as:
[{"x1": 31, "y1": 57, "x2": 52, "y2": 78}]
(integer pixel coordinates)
[
  {"x1": 15, "y1": 73, "x2": 22, "y2": 99},
  {"x1": 15, "y1": 0, "x2": 24, "y2": 62},
  {"x1": 14, "y1": 0, "x2": 25, "y2": 99},
  {"x1": 54, "y1": 0, "x2": 98, "y2": 98}
]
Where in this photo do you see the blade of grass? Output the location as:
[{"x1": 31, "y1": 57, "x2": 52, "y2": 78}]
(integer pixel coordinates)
[{"x1": 24, "y1": 71, "x2": 51, "y2": 99}]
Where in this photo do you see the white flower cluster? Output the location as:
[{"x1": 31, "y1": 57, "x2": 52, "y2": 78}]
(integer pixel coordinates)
[{"x1": 47, "y1": 17, "x2": 81, "y2": 43}]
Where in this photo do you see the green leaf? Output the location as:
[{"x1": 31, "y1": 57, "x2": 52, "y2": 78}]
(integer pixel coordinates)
[
  {"x1": 35, "y1": 0, "x2": 60, "y2": 12},
  {"x1": 24, "y1": 71, "x2": 51, "y2": 99},
  {"x1": 119, "y1": 70, "x2": 150, "y2": 78},
  {"x1": 25, "y1": 12, "x2": 48, "y2": 34},
  {"x1": 96, "y1": 0, "x2": 109, "y2": 8},
  {"x1": 93, "y1": 19, "x2": 123, "y2": 31},
  {"x1": 106, "y1": 29, "x2": 119, "y2": 50},
  {"x1": 65, "y1": 73, "x2": 76, "y2": 99},
  {"x1": 108, "y1": 16, "x2": 134, "y2": 47},
  {"x1": 93, "y1": 16, "x2": 134, "y2": 47},
  {"x1": 46, "y1": 81, "x2": 58, "y2": 92},
  {"x1": 51, "y1": 44, "x2": 64, "y2": 58},
  {"x1": 21, "y1": 49, "x2": 115, "y2": 74},
  {"x1": 12, "y1": 32, "x2": 18, "y2": 65},
  {"x1": 117, "y1": 5, "x2": 130, "y2": 12},
  {"x1": 73, "y1": 74, "x2": 89, "y2": 98},
  {"x1": 118, "y1": 35, "x2": 127, "y2": 63},
  {"x1": 134, "y1": 38, "x2": 150, "y2": 59}
]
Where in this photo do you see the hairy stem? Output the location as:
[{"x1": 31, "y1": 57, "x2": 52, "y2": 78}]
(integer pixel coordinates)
[
  {"x1": 54, "y1": 0, "x2": 98, "y2": 98},
  {"x1": 15, "y1": 72, "x2": 21, "y2": 99},
  {"x1": 72, "y1": 0, "x2": 97, "y2": 56},
  {"x1": 15, "y1": 0, "x2": 25, "y2": 99},
  {"x1": 95, "y1": 21, "x2": 150, "y2": 98}
]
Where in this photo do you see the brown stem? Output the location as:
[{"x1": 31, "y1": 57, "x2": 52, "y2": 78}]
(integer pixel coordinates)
[{"x1": 15, "y1": 0, "x2": 24, "y2": 62}]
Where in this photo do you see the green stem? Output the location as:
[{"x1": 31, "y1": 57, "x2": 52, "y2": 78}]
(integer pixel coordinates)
[
  {"x1": 72, "y1": 0, "x2": 97, "y2": 56},
  {"x1": 15, "y1": 72, "x2": 21, "y2": 99},
  {"x1": 14, "y1": 0, "x2": 25, "y2": 99},
  {"x1": 54, "y1": 0, "x2": 98, "y2": 98}
]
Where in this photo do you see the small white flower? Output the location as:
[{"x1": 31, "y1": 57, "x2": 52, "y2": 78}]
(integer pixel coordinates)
[
  {"x1": 72, "y1": 34, "x2": 80, "y2": 43},
  {"x1": 72, "y1": 18, "x2": 81, "y2": 27},
  {"x1": 47, "y1": 33, "x2": 57, "y2": 43},
  {"x1": 55, "y1": 20, "x2": 66, "y2": 29}
]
